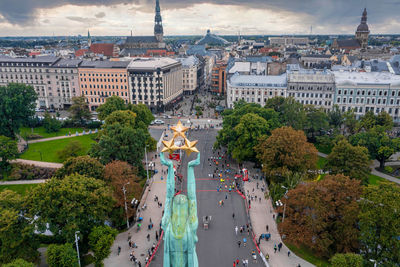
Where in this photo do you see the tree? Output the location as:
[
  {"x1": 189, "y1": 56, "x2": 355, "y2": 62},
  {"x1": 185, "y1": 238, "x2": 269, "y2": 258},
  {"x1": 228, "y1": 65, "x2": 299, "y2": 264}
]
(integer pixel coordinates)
[
  {"x1": 256, "y1": 126, "x2": 318, "y2": 183},
  {"x1": 97, "y1": 96, "x2": 126, "y2": 121},
  {"x1": 358, "y1": 181, "x2": 400, "y2": 266},
  {"x1": 328, "y1": 105, "x2": 343, "y2": 129},
  {"x1": 350, "y1": 126, "x2": 400, "y2": 169},
  {"x1": 128, "y1": 103, "x2": 154, "y2": 128},
  {"x1": 55, "y1": 155, "x2": 104, "y2": 180},
  {"x1": 46, "y1": 243, "x2": 79, "y2": 267},
  {"x1": 43, "y1": 112, "x2": 61, "y2": 133},
  {"x1": 104, "y1": 110, "x2": 136, "y2": 128},
  {"x1": 343, "y1": 109, "x2": 358, "y2": 135},
  {"x1": 304, "y1": 105, "x2": 329, "y2": 140},
  {"x1": 231, "y1": 113, "x2": 270, "y2": 162},
  {"x1": 104, "y1": 161, "x2": 143, "y2": 226},
  {"x1": 27, "y1": 174, "x2": 114, "y2": 242},
  {"x1": 0, "y1": 136, "x2": 18, "y2": 173},
  {"x1": 330, "y1": 253, "x2": 363, "y2": 267},
  {"x1": 56, "y1": 140, "x2": 84, "y2": 162},
  {"x1": 279, "y1": 175, "x2": 362, "y2": 258},
  {"x1": 0, "y1": 190, "x2": 39, "y2": 264},
  {"x1": 90, "y1": 123, "x2": 146, "y2": 170},
  {"x1": 265, "y1": 97, "x2": 307, "y2": 130},
  {"x1": 325, "y1": 139, "x2": 370, "y2": 183},
  {"x1": 69, "y1": 96, "x2": 91, "y2": 125},
  {"x1": 359, "y1": 111, "x2": 393, "y2": 132},
  {"x1": 0, "y1": 83, "x2": 37, "y2": 138},
  {"x1": 2, "y1": 258, "x2": 35, "y2": 267},
  {"x1": 88, "y1": 226, "x2": 118, "y2": 267}
]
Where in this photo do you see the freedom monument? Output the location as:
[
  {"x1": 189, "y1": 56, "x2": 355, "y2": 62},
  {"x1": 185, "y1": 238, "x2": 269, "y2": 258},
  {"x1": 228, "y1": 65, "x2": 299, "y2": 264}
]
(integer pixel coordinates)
[{"x1": 160, "y1": 121, "x2": 200, "y2": 267}]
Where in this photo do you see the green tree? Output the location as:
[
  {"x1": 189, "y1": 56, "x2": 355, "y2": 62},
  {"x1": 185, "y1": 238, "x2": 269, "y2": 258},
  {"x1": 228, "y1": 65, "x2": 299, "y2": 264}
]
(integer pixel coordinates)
[
  {"x1": 304, "y1": 105, "x2": 329, "y2": 140},
  {"x1": 46, "y1": 243, "x2": 79, "y2": 267},
  {"x1": 0, "y1": 83, "x2": 37, "y2": 138},
  {"x1": 256, "y1": 126, "x2": 318, "y2": 183},
  {"x1": 330, "y1": 253, "x2": 363, "y2": 267},
  {"x1": 231, "y1": 113, "x2": 269, "y2": 162},
  {"x1": 55, "y1": 155, "x2": 104, "y2": 180},
  {"x1": 358, "y1": 181, "x2": 400, "y2": 266},
  {"x1": 128, "y1": 103, "x2": 154, "y2": 128},
  {"x1": 325, "y1": 139, "x2": 370, "y2": 183},
  {"x1": 265, "y1": 96, "x2": 307, "y2": 130},
  {"x1": 0, "y1": 190, "x2": 39, "y2": 264},
  {"x1": 0, "y1": 136, "x2": 18, "y2": 173},
  {"x1": 350, "y1": 126, "x2": 400, "y2": 169},
  {"x1": 343, "y1": 109, "x2": 358, "y2": 135},
  {"x1": 56, "y1": 140, "x2": 84, "y2": 162},
  {"x1": 2, "y1": 258, "x2": 35, "y2": 267},
  {"x1": 359, "y1": 111, "x2": 393, "y2": 132},
  {"x1": 104, "y1": 110, "x2": 136, "y2": 128},
  {"x1": 328, "y1": 105, "x2": 344, "y2": 129},
  {"x1": 27, "y1": 174, "x2": 114, "y2": 242},
  {"x1": 90, "y1": 123, "x2": 147, "y2": 170},
  {"x1": 69, "y1": 96, "x2": 91, "y2": 125},
  {"x1": 88, "y1": 226, "x2": 118, "y2": 267},
  {"x1": 43, "y1": 112, "x2": 61, "y2": 133},
  {"x1": 97, "y1": 96, "x2": 126, "y2": 121}
]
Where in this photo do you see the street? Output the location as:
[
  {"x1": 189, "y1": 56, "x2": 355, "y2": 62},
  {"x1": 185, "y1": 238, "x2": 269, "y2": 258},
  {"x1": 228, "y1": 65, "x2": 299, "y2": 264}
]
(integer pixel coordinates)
[{"x1": 150, "y1": 129, "x2": 263, "y2": 266}]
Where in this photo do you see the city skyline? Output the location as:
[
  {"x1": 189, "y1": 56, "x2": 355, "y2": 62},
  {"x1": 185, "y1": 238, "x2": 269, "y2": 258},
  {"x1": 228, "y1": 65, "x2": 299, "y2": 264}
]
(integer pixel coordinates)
[{"x1": 0, "y1": 0, "x2": 400, "y2": 36}]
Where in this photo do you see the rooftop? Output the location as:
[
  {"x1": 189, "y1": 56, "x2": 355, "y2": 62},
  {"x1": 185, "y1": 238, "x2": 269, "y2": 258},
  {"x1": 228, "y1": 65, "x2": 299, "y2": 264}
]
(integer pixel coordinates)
[
  {"x1": 229, "y1": 73, "x2": 287, "y2": 88},
  {"x1": 0, "y1": 55, "x2": 59, "y2": 64},
  {"x1": 334, "y1": 71, "x2": 400, "y2": 87},
  {"x1": 176, "y1": 56, "x2": 199, "y2": 67},
  {"x1": 127, "y1": 57, "x2": 180, "y2": 70},
  {"x1": 196, "y1": 30, "x2": 229, "y2": 46},
  {"x1": 52, "y1": 59, "x2": 83, "y2": 68},
  {"x1": 80, "y1": 60, "x2": 130, "y2": 69}
]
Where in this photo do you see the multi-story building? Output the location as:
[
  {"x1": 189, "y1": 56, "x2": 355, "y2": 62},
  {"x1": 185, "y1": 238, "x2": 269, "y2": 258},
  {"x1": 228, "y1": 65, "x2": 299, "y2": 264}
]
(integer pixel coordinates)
[
  {"x1": 127, "y1": 58, "x2": 183, "y2": 113},
  {"x1": 227, "y1": 73, "x2": 287, "y2": 108},
  {"x1": 49, "y1": 59, "x2": 82, "y2": 109},
  {"x1": 211, "y1": 60, "x2": 227, "y2": 95},
  {"x1": 269, "y1": 37, "x2": 309, "y2": 46},
  {"x1": 287, "y1": 66, "x2": 335, "y2": 111},
  {"x1": 334, "y1": 71, "x2": 400, "y2": 123},
  {"x1": 0, "y1": 56, "x2": 64, "y2": 109},
  {"x1": 78, "y1": 61, "x2": 130, "y2": 111},
  {"x1": 176, "y1": 56, "x2": 200, "y2": 94}
]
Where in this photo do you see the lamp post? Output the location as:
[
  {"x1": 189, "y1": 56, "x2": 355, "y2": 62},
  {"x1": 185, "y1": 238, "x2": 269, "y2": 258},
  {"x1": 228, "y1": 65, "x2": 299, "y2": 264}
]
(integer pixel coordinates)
[
  {"x1": 123, "y1": 182, "x2": 130, "y2": 229},
  {"x1": 145, "y1": 144, "x2": 149, "y2": 184},
  {"x1": 369, "y1": 259, "x2": 377, "y2": 267},
  {"x1": 281, "y1": 185, "x2": 288, "y2": 223},
  {"x1": 74, "y1": 231, "x2": 81, "y2": 267}
]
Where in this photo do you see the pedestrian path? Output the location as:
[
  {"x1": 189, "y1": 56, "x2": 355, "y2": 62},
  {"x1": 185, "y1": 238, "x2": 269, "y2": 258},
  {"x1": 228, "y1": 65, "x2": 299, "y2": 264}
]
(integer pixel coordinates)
[
  {"x1": 11, "y1": 159, "x2": 63, "y2": 169},
  {"x1": 242, "y1": 178, "x2": 314, "y2": 267},
  {"x1": 104, "y1": 132, "x2": 173, "y2": 267},
  {"x1": 0, "y1": 179, "x2": 46, "y2": 185}
]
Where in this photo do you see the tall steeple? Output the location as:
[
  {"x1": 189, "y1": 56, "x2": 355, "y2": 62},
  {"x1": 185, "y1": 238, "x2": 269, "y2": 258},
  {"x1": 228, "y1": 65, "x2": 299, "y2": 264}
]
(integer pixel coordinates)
[
  {"x1": 87, "y1": 29, "x2": 92, "y2": 47},
  {"x1": 154, "y1": 0, "x2": 163, "y2": 42},
  {"x1": 355, "y1": 8, "x2": 370, "y2": 51}
]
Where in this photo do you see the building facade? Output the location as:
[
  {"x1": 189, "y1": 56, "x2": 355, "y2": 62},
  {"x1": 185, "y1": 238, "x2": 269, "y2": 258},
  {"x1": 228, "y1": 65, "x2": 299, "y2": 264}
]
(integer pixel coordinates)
[
  {"x1": 176, "y1": 56, "x2": 200, "y2": 94},
  {"x1": 211, "y1": 61, "x2": 227, "y2": 95},
  {"x1": 227, "y1": 73, "x2": 287, "y2": 108},
  {"x1": 334, "y1": 71, "x2": 400, "y2": 123},
  {"x1": 78, "y1": 61, "x2": 130, "y2": 111},
  {"x1": 269, "y1": 37, "x2": 309, "y2": 46},
  {"x1": 127, "y1": 58, "x2": 183, "y2": 112},
  {"x1": 287, "y1": 67, "x2": 335, "y2": 111}
]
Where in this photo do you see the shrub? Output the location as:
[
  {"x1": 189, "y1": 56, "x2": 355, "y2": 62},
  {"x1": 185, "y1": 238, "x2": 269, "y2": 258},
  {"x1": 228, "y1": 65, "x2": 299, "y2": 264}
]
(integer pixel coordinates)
[
  {"x1": 25, "y1": 134, "x2": 43, "y2": 140},
  {"x1": 86, "y1": 121, "x2": 102, "y2": 129},
  {"x1": 384, "y1": 166, "x2": 393, "y2": 173},
  {"x1": 7, "y1": 163, "x2": 55, "y2": 181},
  {"x1": 2, "y1": 259, "x2": 35, "y2": 267},
  {"x1": 56, "y1": 140, "x2": 84, "y2": 162},
  {"x1": 43, "y1": 112, "x2": 61, "y2": 133},
  {"x1": 55, "y1": 155, "x2": 104, "y2": 180},
  {"x1": 47, "y1": 243, "x2": 79, "y2": 267}
]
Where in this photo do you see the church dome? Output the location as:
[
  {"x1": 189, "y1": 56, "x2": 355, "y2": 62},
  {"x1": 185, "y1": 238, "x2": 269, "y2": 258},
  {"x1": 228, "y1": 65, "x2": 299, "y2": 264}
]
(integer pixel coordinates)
[{"x1": 357, "y1": 23, "x2": 369, "y2": 32}]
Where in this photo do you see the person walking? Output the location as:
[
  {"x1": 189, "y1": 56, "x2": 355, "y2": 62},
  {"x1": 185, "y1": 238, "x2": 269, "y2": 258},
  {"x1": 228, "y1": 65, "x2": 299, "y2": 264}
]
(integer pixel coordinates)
[
  {"x1": 266, "y1": 225, "x2": 269, "y2": 232},
  {"x1": 232, "y1": 213, "x2": 235, "y2": 219},
  {"x1": 156, "y1": 231, "x2": 159, "y2": 241},
  {"x1": 288, "y1": 251, "x2": 291, "y2": 257},
  {"x1": 117, "y1": 246, "x2": 121, "y2": 255},
  {"x1": 237, "y1": 240, "x2": 241, "y2": 248},
  {"x1": 235, "y1": 226, "x2": 238, "y2": 236},
  {"x1": 278, "y1": 242, "x2": 282, "y2": 252},
  {"x1": 147, "y1": 233, "x2": 150, "y2": 241},
  {"x1": 274, "y1": 244, "x2": 277, "y2": 253}
]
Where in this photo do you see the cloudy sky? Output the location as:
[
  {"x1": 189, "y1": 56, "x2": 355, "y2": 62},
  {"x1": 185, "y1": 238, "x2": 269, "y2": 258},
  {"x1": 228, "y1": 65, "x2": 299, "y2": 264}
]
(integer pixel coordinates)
[{"x1": 0, "y1": 0, "x2": 399, "y2": 36}]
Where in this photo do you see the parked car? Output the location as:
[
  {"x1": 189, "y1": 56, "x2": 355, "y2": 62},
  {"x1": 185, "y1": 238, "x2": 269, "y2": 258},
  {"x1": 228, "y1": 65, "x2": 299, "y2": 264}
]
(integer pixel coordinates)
[{"x1": 154, "y1": 119, "x2": 165, "y2": 125}]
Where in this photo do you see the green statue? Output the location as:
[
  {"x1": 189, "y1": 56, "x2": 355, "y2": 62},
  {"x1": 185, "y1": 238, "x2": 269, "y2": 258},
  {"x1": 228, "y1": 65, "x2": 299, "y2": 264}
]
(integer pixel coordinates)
[{"x1": 160, "y1": 152, "x2": 200, "y2": 267}]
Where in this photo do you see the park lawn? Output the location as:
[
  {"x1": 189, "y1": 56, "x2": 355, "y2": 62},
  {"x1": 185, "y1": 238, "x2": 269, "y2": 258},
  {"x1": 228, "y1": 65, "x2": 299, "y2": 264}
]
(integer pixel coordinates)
[
  {"x1": 20, "y1": 134, "x2": 96, "y2": 163},
  {"x1": 20, "y1": 126, "x2": 84, "y2": 139},
  {"x1": 286, "y1": 242, "x2": 330, "y2": 267},
  {"x1": 0, "y1": 183, "x2": 40, "y2": 196},
  {"x1": 368, "y1": 174, "x2": 386, "y2": 185},
  {"x1": 317, "y1": 156, "x2": 327, "y2": 169}
]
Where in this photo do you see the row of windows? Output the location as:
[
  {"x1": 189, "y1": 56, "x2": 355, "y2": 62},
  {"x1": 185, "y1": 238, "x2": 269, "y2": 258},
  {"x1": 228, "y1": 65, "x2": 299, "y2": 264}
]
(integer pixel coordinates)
[
  {"x1": 88, "y1": 98, "x2": 129, "y2": 104},
  {"x1": 80, "y1": 73, "x2": 126, "y2": 77},
  {"x1": 288, "y1": 85, "x2": 334, "y2": 91},
  {"x1": 84, "y1": 91, "x2": 128, "y2": 97},
  {"x1": 80, "y1": 78, "x2": 127, "y2": 83},
  {"x1": 81, "y1": 84, "x2": 127, "y2": 90},
  {"x1": 288, "y1": 92, "x2": 333, "y2": 98},
  {"x1": 299, "y1": 100, "x2": 331, "y2": 106},
  {"x1": 0, "y1": 62, "x2": 48, "y2": 67},
  {"x1": 336, "y1": 97, "x2": 400, "y2": 105},
  {"x1": 337, "y1": 89, "x2": 400, "y2": 97},
  {"x1": 339, "y1": 105, "x2": 400, "y2": 115},
  {"x1": 233, "y1": 89, "x2": 282, "y2": 96}
]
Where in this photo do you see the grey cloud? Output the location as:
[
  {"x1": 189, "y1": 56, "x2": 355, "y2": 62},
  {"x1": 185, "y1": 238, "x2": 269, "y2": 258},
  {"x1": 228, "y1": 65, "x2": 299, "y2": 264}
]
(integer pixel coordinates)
[
  {"x1": 66, "y1": 16, "x2": 104, "y2": 25},
  {"x1": 95, "y1": 12, "x2": 106, "y2": 18}
]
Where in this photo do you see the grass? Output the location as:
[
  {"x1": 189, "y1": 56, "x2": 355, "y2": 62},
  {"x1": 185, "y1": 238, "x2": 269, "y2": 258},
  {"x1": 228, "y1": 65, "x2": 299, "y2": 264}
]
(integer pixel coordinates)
[
  {"x1": 286, "y1": 242, "x2": 330, "y2": 267},
  {"x1": 368, "y1": 174, "x2": 385, "y2": 185},
  {"x1": 20, "y1": 134, "x2": 96, "y2": 163},
  {"x1": 20, "y1": 126, "x2": 84, "y2": 139},
  {"x1": 0, "y1": 183, "x2": 40, "y2": 196},
  {"x1": 317, "y1": 156, "x2": 327, "y2": 169}
]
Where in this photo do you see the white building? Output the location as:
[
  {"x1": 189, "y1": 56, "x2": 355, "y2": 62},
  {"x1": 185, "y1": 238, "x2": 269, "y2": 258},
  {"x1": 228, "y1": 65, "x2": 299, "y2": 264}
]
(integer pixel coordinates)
[
  {"x1": 287, "y1": 66, "x2": 335, "y2": 111},
  {"x1": 227, "y1": 73, "x2": 287, "y2": 108},
  {"x1": 127, "y1": 57, "x2": 183, "y2": 113},
  {"x1": 176, "y1": 56, "x2": 199, "y2": 94},
  {"x1": 334, "y1": 71, "x2": 400, "y2": 123}
]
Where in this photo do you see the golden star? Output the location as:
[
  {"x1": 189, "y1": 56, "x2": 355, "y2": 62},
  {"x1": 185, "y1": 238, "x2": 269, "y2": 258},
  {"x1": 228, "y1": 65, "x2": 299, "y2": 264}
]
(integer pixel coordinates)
[
  {"x1": 162, "y1": 139, "x2": 179, "y2": 154},
  {"x1": 171, "y1": 120, "x2": 189, "y2": 139},
  {"x1": 182, "y1": 138, "x2": 199, "y2": 156}
]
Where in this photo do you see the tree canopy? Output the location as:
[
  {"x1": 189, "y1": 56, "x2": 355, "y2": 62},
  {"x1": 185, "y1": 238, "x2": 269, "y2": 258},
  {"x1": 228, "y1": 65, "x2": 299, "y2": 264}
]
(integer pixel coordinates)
[
  {"x1": 69, "y1": 96, "x2": 91, "y2": 125},
  {"x1": 2, "y1": 258, "x2": 35, "y2": 267},
  {"x1": 27, "y1": 174, "x2": 114, "y2": 242},
  {"x1": 43, "y1": 112, "x2": 61, "y2": 133},
  {"x1": 265, "y1": 96, "x2": 307, "y2": 130},
  {"x1": 256, "y1": 126, "x2": 318, "y2": 183},
  {"x1": 0, "y1": 136, "x2": 19, "y2": 173},
  {"x1": 46, "y1": 243, "x2": 79, "y2": 267},
  {"x1": 104, "y1": 110, "x2": 136, "y2": 128},
  {"x1": 0, "y1": 83, "x2": 37, "y2": 138},
  {"x1": 88, "y1": 225, "x2": 118, "y2": 267},
  {"x1": 279, "y1": 174, "x2": 362, "y2": 258},
  {"x1": 55, "y1": 155, "x2": 104, "y2": 180},
  {"x1": 128, "y1": 103, "x2": 155, "y2": 128},
  {"x1": 97, "y1": 96, "x2": 126, "y2": 121},
  {"x1": 325, "y1": 139, "x2": 370, "y2": 183},
  {"x1": 330, "y1": 253, "x2": 363, "y2": 267}
]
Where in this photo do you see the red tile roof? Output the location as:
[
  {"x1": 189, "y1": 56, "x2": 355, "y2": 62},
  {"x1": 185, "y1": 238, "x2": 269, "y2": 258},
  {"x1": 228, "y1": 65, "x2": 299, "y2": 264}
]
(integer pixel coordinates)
[
  {"x1": 90, "y1": 43, "x2": 115, "y2": 57},
  {"x1": 75, "y1": 49, "x2": 88, "y2": 57}
]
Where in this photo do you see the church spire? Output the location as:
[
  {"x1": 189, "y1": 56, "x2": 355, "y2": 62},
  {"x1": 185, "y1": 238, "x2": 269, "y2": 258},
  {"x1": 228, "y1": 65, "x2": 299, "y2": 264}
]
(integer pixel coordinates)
[
  {"x1": 154, "y1": 0, "x2": 163, "y2": 42},
  {"x1": 87, "y1": 29, "x2": 92, "y2": 47}
]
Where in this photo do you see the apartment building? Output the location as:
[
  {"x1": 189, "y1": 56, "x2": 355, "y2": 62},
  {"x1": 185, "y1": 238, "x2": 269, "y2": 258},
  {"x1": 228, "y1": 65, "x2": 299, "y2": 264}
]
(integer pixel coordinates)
[
  {"x1": 78, "y1": 61, "x2": 130, "y2": 111},
  {"x1": 211, "y1": 60, "x2": 227, "y2": 95},
  {"x1": 176, "y1": 56, "x2": 200, "y2": 94},
  {"x1": 127, "y1": 58, "x2": 183, "y2": 113}
]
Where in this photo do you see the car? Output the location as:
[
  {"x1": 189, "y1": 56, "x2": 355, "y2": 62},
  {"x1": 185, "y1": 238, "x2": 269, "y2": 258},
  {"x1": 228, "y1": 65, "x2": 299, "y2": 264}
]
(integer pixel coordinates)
[{"x1": 154, "y1": 119, "x2": 164, "y2": 125}]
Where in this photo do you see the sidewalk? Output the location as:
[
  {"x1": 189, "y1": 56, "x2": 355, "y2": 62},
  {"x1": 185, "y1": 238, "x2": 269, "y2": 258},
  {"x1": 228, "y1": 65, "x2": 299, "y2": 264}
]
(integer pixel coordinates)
[
  {"x1": 27, "y1": 132, "x2": 92, "y2": 144},
  {"x1": 11, "y1": 159, "x2": 63, "y2": 169},
  {"x1": 243, "y1": 178, "x2": 314, "y2": 267},
  {"x1": 104, "y1": 131, "x2": 173, "y2": 267},
  {"x1": 0, "y1": 179, "x2": 46, "y2": 185}
]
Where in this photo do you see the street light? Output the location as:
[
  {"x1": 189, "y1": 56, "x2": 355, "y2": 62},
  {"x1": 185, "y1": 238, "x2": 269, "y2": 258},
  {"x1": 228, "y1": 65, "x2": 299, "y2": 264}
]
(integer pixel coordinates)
[
  {"x1": 369, "y1": 259, "x2": 377, "y2": 267},
  {"x1": 281, "y1": 186, "x2": 288, "y2": 223},
  {"x1": 145, "y1": 144, "x2": 149, "y2": 185},
  {"x1": 74, "y1": 231, "x2": 81, "y2": 267},
  {"x1": 123, "y1": 182, "x2": 130, "y2": 229},
  {"x1": 34, "y1": 149, "x2": 43, "y2": 161}
]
